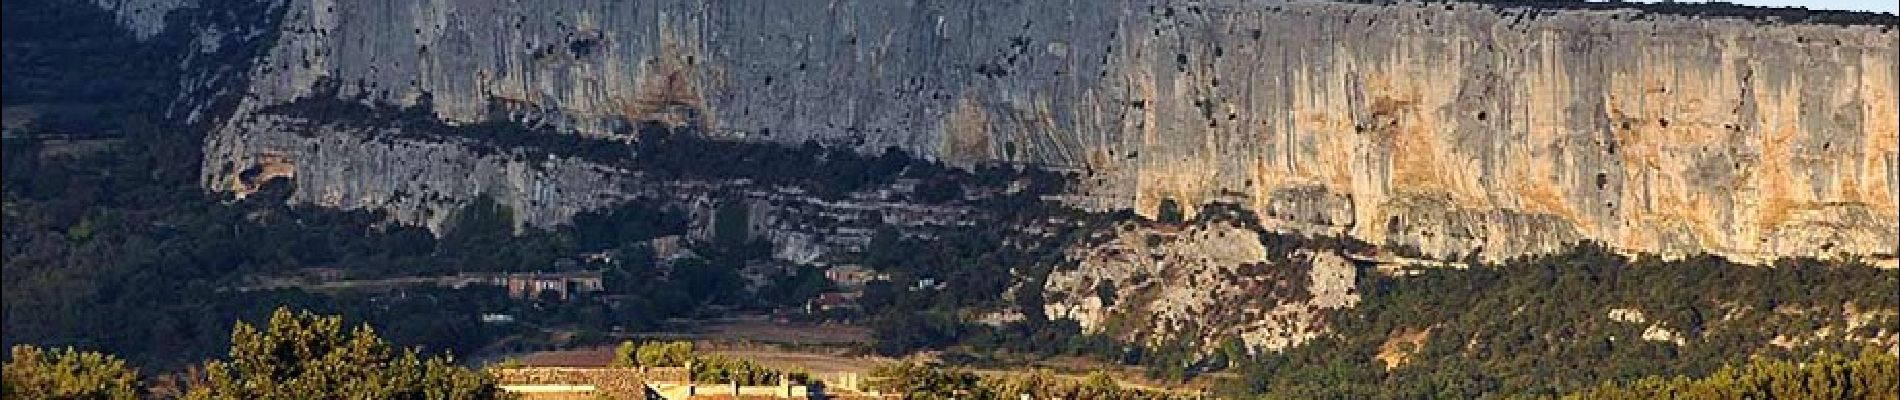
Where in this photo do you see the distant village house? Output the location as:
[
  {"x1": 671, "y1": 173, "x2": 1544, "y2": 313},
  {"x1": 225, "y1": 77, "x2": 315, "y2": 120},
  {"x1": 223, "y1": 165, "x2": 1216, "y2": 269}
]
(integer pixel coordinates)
[{"x1": 493, "y1": 271, "x2": 606, "y2": 301}]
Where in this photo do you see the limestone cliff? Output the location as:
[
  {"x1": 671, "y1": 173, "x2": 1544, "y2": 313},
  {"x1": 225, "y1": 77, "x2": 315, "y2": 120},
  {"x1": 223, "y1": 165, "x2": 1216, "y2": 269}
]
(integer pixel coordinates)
[
  {"x1": 183, "y1": 0, "x2": 1895, "y2": 264},
  {"x1": 1042, "y1": 220, "x2": 1360, "y2": 350}
]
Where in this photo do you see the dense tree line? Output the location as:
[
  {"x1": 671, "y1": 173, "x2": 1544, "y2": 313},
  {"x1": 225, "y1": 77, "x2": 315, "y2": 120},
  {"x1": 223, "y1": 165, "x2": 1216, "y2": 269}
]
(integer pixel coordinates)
[
  {"x1": 610, "y1": 340, "x2": 803, "y2": 386},
  {"x1": 186, "y1": 308, "x2": 502, "y2": 399},
  {"x1": 2, "y1": 308, "x2": 506, "y2": 400},
  {"x1": 1, "y1": 345, "x2": 141, "y2": 400},
  {"x1": 1566, "y1": 350, "x2": 1898, "y2": 399},
  {"x1": 867, "y1": 362, "x2": 1199, "y2": 400},
  {"x1": 1214, "y1": 242, "x2": 1899, "y2": 398}
]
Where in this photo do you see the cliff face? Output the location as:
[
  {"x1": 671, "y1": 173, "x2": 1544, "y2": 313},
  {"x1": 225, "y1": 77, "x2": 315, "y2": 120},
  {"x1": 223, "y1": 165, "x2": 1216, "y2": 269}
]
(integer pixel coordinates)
[{"x1": 194, "y1": 0, "x2": 1896, "y2": 263}]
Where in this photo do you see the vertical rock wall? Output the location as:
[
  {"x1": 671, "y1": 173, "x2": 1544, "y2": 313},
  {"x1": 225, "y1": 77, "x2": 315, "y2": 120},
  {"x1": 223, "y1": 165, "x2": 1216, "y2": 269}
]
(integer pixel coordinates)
[{"x1": 199, "y1": 0, "x2": 1898, "y2": 263}]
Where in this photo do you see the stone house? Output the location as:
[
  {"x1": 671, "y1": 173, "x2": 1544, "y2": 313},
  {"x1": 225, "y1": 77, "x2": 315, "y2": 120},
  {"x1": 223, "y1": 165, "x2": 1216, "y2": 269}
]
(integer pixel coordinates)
[
  {"x1": 501, "y1": 271, "x2": 606, "y2": 301},
  {"x1": 822, "y1": 264, "x2": 885, "y2": 289}
]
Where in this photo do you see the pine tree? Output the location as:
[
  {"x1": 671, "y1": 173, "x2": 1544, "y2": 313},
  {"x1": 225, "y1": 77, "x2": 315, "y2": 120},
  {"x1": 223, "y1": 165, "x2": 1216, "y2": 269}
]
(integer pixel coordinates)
[{"x1": 182, "y1": 308, "x2": 507, "y2": 400}]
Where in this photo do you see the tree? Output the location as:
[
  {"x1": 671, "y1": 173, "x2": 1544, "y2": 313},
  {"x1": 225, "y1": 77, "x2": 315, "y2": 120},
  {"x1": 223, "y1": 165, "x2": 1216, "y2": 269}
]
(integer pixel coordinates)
[
  {"x1": 1078, "y1": 371, "x2": 1124, "y2": 397},
  {"x1": 866, "y1": 362, "x2": 975, "y2": 399},
  {"x1": 611, "y1": 340, "x2": 788, "y2": 385},
  {"x1": 2, "y1": 345, "x2": 141, "y2": 400},
  {"x1": 912, "y1": 177, "x2": 965, "y2": 203},
  {"x1": 711, "y1": 201, "x2": 751, "y2": 248},
  {"x1": 184, "y1": 308, "x2": 505, "y2": 400},
  {"x1": 610, "y1": 341, "x2": 638, "y2": 367},
  {"x1": 761, "y1": 265, "x2": 832, "y2": 306},
  {"x1": 633, "y1": 341, "x2": 695, "y2": 368},
  {"x1": 1566, "y1": 350, "x2": 1900, "y2": 399},
  {"x1": 438, "y1": 195, "x2": 516, "y2": 270},
  {"x1": 690, "y1": 355, "x2": 785, "y2": 385},
  {"x1": 862, "y1": 227, "x2": 905, "y2": 269},
  {"x1": 868, "y1": 362, "x2": 1189, "y2": 400}
]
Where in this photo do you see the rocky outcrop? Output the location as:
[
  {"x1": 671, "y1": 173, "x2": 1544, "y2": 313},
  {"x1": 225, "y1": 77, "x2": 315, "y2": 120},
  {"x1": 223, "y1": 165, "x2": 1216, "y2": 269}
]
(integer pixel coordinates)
[
  {"x1": 207, "y1": 112, "x2": 636, "y2": 231},
  {"x1": 179, "y1": 0, "x2": 1896, "y2": 264},
  {"x1": 1606, "y1": 303, "x2": 1899, "y2": 354},
  {"x1": 1042, "y1": 221, "x2": 1359, "y2": 351},
  {"x1": 206, "y1": 110, "x2": 979, "y2": 264}
]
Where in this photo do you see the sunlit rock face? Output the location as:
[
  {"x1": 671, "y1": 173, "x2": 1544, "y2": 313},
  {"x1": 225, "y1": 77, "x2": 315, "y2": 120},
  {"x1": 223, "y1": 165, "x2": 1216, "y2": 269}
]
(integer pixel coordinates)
[
  {"x1": 1042, "y1": 220, "x2": 1361, "y2": 350},
  {"x1": 192, "y1": 0, "x2": 1895, "y2": 263}
]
